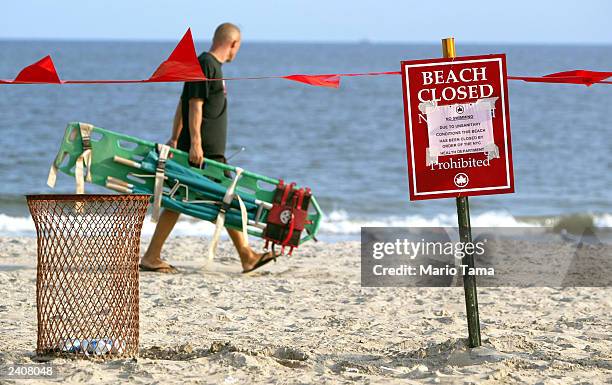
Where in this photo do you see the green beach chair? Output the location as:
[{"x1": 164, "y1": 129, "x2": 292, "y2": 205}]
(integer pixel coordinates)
[{"x1": 47, "y1": 122, "x2": 323, "y2": 257}]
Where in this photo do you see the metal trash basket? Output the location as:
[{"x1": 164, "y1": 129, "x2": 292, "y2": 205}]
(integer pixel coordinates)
[{"x1": 26, "y1": 194, "x2": 149, "y2": 358}]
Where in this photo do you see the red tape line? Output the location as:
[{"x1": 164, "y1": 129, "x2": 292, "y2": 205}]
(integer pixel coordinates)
[{"x1": 1, "y1": 29, "x2": 610, "y2": 87}]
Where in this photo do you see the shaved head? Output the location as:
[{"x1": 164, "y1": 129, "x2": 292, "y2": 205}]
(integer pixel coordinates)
[
  {"x1": 212, "y1": 23, "x2": 241, "y2": 46},
  {"x1": 209, "y1": 23, "x2": 242, "y2": 63}
]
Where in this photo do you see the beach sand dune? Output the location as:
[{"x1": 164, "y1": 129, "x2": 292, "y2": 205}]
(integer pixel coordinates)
[{"x1": 0, "y1": 236, "x2": 610, "y2": 384}]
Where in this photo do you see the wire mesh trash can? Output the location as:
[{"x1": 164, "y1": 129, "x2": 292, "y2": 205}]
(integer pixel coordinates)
[{"x1": 26, "y1": 194, "x2": 150, "y2": 358}]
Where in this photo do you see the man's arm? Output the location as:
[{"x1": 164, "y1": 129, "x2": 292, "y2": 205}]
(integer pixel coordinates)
[
  {"x1": 188, "y1": 97, "x2": 205, "y2": 167},
  {"x1": 167, "y1": 99, "x2": 183, "y2": 147}
]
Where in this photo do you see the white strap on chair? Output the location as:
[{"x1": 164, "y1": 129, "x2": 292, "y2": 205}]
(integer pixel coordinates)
[
  {"x1": 151, "y1": 144, "x2": 171, "y2": 223},
  {"x1": 236, "y1": 194, "x2": 249, "y2": 248},
  {"x1": 47, "y1": 123, "x2": 94, "y2": 193},
  {"x1": 47, "y1": 156, "x2": 60, "y2": 188},
  {"x1": 74, "y1": 123, "x2": 94, "y2": 194},
  {"x1": 207, "y1": 167, "x2": 245, "y2": 263}
]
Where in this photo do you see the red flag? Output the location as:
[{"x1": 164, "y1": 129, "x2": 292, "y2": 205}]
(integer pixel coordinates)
[
  {"x1": 509, "y1": 70, "x2": 612, "y2": 86},
  {"x1": 282, "y1": 71, "x2": 400, "y2": 88},
  {"x1": 12, "y1": 56, "x2": 62, "y2": 84},
  {"x1": 147, "y1": 28, "x2": 206, "y2": 82},
  {"x1": 283, "y1": 74, "x2": 340, "y2": 88}
]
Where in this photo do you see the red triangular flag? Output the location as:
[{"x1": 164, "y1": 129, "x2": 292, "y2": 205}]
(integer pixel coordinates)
[
  {"x1": 543, "y1": 70, "x2": 612, "y2": 86},
  {"x1": 283, "y1": 74, "x2": 340, "y2": 88},
  {"x1": 13, "y1": 56, "x2": 61, "y2": 84},
  {"x1": 148, "y1": 28, "x2": 206, "y2": 82},
  {"x1": 509, "y1": 70, "x2": 612, "y2": 86}
]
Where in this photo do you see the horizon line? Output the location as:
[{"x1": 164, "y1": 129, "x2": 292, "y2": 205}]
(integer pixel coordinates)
[{"x1": 0, "y1": 37, "x2": 611, "y2": 47}]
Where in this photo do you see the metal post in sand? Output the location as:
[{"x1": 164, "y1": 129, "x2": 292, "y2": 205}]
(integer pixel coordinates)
[{"x1": 442, "y1": 37, "x2": 482, "y2": 348}]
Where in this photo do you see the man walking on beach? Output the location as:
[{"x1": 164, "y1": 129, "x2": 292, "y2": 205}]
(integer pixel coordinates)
[{"x1": 140, "y1": 23, "x2": 275, "y2": 274}]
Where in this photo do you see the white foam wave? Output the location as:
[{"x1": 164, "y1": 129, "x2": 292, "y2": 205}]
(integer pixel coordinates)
[
  {"x1": 0, "y1": 214, "x2": 36, "y2": 235},
  {"x1": 141, "y1": 217, "x2": 217, "y2": 237},
  {"x1": 595, "y1": 213, "x2": 612, "y2": 228},
  {"x1": 320, "y1": 210, "x2": 534, "y2": 234},
  {"x1": 1, "y1": 210, "x2": 609, "y2": 238},
  {"x1": 0, "y1": 214, "x2": 218, "y2": 237}
]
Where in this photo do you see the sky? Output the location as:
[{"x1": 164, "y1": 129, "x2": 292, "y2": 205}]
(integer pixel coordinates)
[{"x1": 1, "y1": 0, "x2": 611, "y2": 44}]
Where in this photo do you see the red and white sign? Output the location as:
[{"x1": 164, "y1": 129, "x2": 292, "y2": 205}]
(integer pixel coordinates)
[{"x1": 401, "y1": 54, "x2": 514, "y2": 200}]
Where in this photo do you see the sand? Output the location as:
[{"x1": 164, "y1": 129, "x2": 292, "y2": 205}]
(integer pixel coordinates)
[{"x1": 0, "y1": 236, "x2": 611, "y2": 384}]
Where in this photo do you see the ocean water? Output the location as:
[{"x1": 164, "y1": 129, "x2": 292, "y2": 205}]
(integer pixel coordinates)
[{"x1": 0, "y1": 41, "x2": 610, "y2": 239}]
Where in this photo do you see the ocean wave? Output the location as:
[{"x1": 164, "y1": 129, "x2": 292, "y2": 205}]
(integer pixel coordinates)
[
  {"x1": 595, "y1": 213, "x2": 612, "y2": 228},
  {"x1": 319, "y1": 210, "x2": 535, "y2": 234},
  {"x1": 1, "y1": 211, "x2": 610, "y2": 237},
  {"x1": 0, "y1": 214, "x2": 36, "y2": 235},
  {"x1": 141, "y1": 218, "x2": 217, "y2": 237},
  {"x1": 0, "y1": 213, "x2": 218, "y2": 237}
]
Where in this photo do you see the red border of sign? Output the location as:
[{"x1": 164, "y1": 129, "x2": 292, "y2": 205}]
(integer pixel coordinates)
[{"x1": 400, "y1": 54, "x2": 514, "y2": 200}]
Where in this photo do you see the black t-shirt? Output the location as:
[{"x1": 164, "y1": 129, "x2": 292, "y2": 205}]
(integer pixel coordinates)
[{"x1": 177, "y1": 52, "x2": 227, "y2": 157}]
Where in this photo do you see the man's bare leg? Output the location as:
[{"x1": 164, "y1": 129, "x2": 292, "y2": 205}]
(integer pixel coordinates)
[
  {"x1": 226, "y1": 228, "x2": 274, "y2": 271},
  {"x1": 141, "y1": 209, "x2": 181, "y2": 272}
]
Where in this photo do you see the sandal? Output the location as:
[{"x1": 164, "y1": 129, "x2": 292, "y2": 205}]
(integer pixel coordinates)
[
  {"x1": 139, "y1": 263, "x2": 178, "y2": 274},
  {"x1": 242, "y1": 252, "x2": 277, "y2": 274}
]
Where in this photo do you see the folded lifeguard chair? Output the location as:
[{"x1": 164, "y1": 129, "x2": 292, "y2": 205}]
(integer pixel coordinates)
[{"x1": 47, "y1": 122, "x2": 322, "y2": 257}]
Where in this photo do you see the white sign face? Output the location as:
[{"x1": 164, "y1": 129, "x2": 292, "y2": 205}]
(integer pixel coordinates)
[{"x1": 422, "y1": 99, "x2": 499, "y2": 165}]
